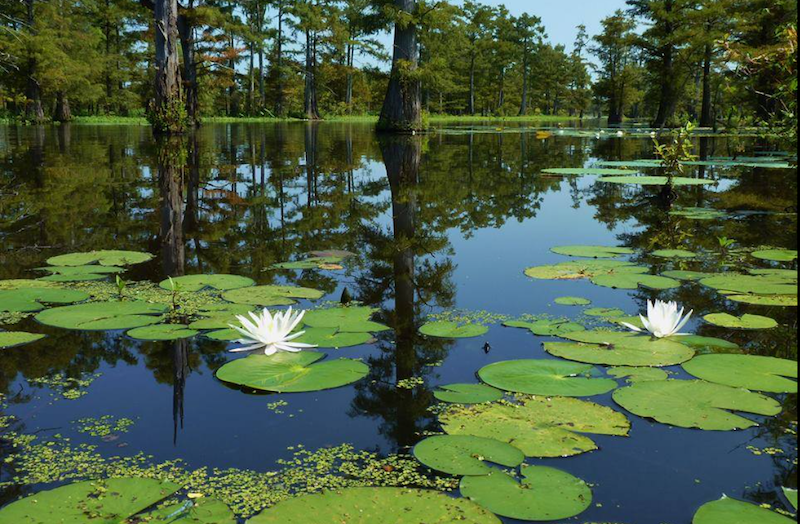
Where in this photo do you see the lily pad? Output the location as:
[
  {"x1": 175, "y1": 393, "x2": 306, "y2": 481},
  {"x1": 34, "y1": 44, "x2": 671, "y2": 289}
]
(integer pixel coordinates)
[
  {"x1": 682, "y1": 354, "x2": 797, "y2": 393},
  {"x1": 693, "y1": 496, "x2": 795, "y2": 524},
  {"x1": 550, "y1": 245, "x2": 634, "y2": 259},
  {"x1": 188, "y1": 304, "x2": 257, "y2": 330},
  {"x1": 460, "y1": 466, "x2": 592, "y2": 521},
  {"x1": 35, "y1": 301, "x2": 168, "y2": 330},
  {"x1": 700, "y1": 273, "x2": 797, "y2": 296},
  {"x1": 46, "y1": 250, "x2": 153, "y2": 267},
  {"x1": 727, "y1": 294, "x2": 797, "y2": 307},
  {"x1": 292, "y1": 327, "x2": 372, "y2": 348},
  {"x1": 420, "y1": 321, "x2": 488, "y2": 338},
  {"x1": 141, "y1": 497, "x2": 236, "y2": 524},
  {"x1": 608, "y1": 366, "x2": 669, "y2": 383},
  {"x1": 703, "y1": 313, "x2": 778, "y2": 330},
  {"x1": 0, "y1": 477, "x2": 180, "y2": 524},
  {"x1": 504, "y1": 319, "x2": 585, "y2": 336},
  {"x1": 159, "y1": 274, "x2": 256, "y2": 292},
  {"x1": 784, "y1": 488, "x2": 798, "y2": 512},
  {"x1": 591, "y1": 272, "x2": 681, "y2": 290},
  {"x1": 662, "y1": 270, "x2": 714, "y2": 281},
  {"x1": 0, "y1": 288, "x2": 89, "y2": 313},
  {"x1": 127, "y1": 324, "x2": 199, "y2": 341},
  {"x1": 222, "y1": 285, "x2": 324, "y2": 306},
  {"x1": 679, "y1": 335, "x2": 740, "y2": 353},
  {"x1": 0, "y1": 331, "x2": 45, "y2": 349},
  {"x1": 597, "y1": 175, "x2": 715, "y2": 186},
  {"x1": 752, "y1": 249, "x2": 798, "y2": 262},
  {"x1": 525, "y1": 260, "x2": 647, "y2": 281},
  {"x1": 302, "y1": 307, "x2": 389, "y2": 332},
  {"x1": 612, "y1": 379, "x2": 781, "y2": 430},
  {"x1": 597, "y1": 159, "x2": 662, "y2": 168},
  {"x1": 440, "y1": 395, "x2": 630, "y2": 457},
  {"x1": 37, "y1": 265, "x2": 125, "y2": 282},
  {"x1": 215, "y1": 351, "x2": 368, "y2": 393},
  {"x1": 413, "y1": 435, "x2": 525, "y2": 476},
  {"x1": 204, "y1": 329, "x2": 240, "y2": 342},
  {"x1": 542, "y1": 168, "x2": 634, "y2": 176},
  {"x1": 651, "y1": 249, "x2": 697, "y2": 259},
  {"x1": 554, "y1": 296, "x2": 592, "y2": 306},
  {"x1": 477, "y1": 359, "x2": 617, "y2": 397},
  {"x1": 546, "y1": 331, "x2": 695, "y2": 367},
  {"x1": 433, "y1": 383, "x2": 504, "y2": 404},
  {"x1": 584, "y1": 307, "x2": 625, "y2": 317},
  {"x1": 247, "y1": 487, "x2": 501, "y2": 524}
]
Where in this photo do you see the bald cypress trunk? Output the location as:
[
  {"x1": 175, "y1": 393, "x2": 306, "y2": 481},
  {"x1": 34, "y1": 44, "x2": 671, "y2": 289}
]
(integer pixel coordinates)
[
  {"x1": 153, "y1": 0, "x2": 184, "y2": 134},
  {"x1": 378, "y1": 0, "x2": 422, "y2": 132}
]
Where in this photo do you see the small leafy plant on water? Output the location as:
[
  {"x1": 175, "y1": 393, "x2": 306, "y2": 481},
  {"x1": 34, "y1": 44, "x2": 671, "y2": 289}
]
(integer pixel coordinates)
[
  {"x1": 115, "y1": 275, "x2": 126, "y2": 299},
  {"x1": 653, "y1": 122, "x2": 698, "y2": 186},
  {"x1": 717, "y1": 236, "x2": 737, "y2": 253},
  {"x1": 166, "y1": 276, "x2": 182, "y2": 311}
]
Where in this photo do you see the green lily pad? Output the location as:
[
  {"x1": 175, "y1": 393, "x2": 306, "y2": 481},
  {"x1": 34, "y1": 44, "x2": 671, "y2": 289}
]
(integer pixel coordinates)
[
  {"x1": 591, "y1": 272, "x2": 681, "y2": 290},
  {"x1": 247, "y1": 487, "x2": 501, "y2": 524},
  {"x1": 204, "y1": 329, "x2": 240, "y2": 342},
  {"x1": 46, "y1": 250, "x2": 153, "y2": 267},
  {"x1": 127, "y1": 324, "x2": 199, "y2": 341},
  {"x1": 37, "y1": 265, "x2": 125, "y2": 282},
  {"x1": 222, "y1": 285, "x2": 324, "y2": 307},
  {"x1": 752, "y1": 249, "x2": 798, "y2": 262},
  {"x1": 669, "y1": 207, "x2": 728, "y2": 220},
  {"x1": 504, "y1": 319, "x2": 585, "y2": 336},
  {"x1": 413, "y1": 435, "x2": 525, "y2": 476},
  {"x1": 679, "y1": 335, "x2": 740, "y2": 353},
  {"x1": 272, "y1": 255, "x2": 346, "y2": 270},
  {"x1": 141, "y1": 497, "x2": 236, "y2": 524},
  {"x1": 597, "y1": 159, "x2": 663, "y2": 168},
  {"x1": 0, "y1": 288, "x2": 89, "y2": 313},
  {"x1": 0, "y1": 477, "x2": 180, "y2": 524},
  {"x1": 784, "y1": 488, "x2": 798, "y2": 512},
  {"x1": 683, "y1": 354, "x2": 798, "y2": 393},
  {"x1": 546, "y1": 331, "x2": 695, "y2": 367},
  {"x1": 584, "y1": 307, "x2": 625, "y2": 317},
  {"x1": 460, "y1": 466, "x2": 592, "y2": 521},
  {"x1": 0, "y1": 331, "x2": 45, "y2": 349},
  {"x1": 302, "y1": 307, "x2": 389, "y2": 332},
  {"x1": 35, "y1": 301, "x2": 168, "y2": 331},
  {"x1": 420, "y1": 321, "x2": 488, "y2": 338},
  {"x1": 555, "y1": 296, "x2": 592, "y2": 306},
  {"x1": 597, "y1": 175, "x2": 716, "y2": 186},
  {"x1": 542, "y1": 168, "x2": 634, "y2": 176},
  {"x1": 700, "y1": 273, "x2": 797, "y2": 296},
  {"x1": 652, "y1": 249, "x2": 697, "y2": 259},
  {"x1": 159, "y1": 274, "x2": 256, "y2": 292},
  {"x1": 478, "y1": 359, "x2": 617, "y2": 397},
  {"x1": 693, "y1": 496, "x2": 795, "y2": 524},
  {"x1": 293, "y1": 327, "x2": 372, "y2": 348},
  {"x1": 662, "y1": 270, "x2": 714, "y2": 281},
  {"x1": 433, "y1": 383, "x2": 504, "y2": 404},
  {"x1": 0, "y1": 279, "x2": 57, "y2": 290},
  {"x1": 703, "y1": 313, "x2": 778, "y2": 330},
  {"x1": 525, "y1": 260, "x2": 647, "y2": 281},
  {"x1": 215, "y1": 351, "x2": 368, "y2": 393},
  {"x1": 440, "y1": 396, "x2": 630, "y2": 458},
  {"x1": 727, "y1": 294, "x2": 797, "y2": 307},
  {"x1": 188, "y1": 304, "x2": 257, "y2": 329},
  {"x1": 612, "y1": 379, "x2": 781, "y2": 430},
  {"x1": 550, "y1": 245, "x2": 634, "y2": 259},
  {"x1": 608, "y1": 366, "x2": 669, "y2": 383}
]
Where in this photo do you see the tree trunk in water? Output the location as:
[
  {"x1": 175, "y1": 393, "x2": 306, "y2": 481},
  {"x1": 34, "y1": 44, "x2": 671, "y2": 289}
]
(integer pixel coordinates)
[
  {"x1": 177, "y1": 14, "x2": 198, "y2": 126},
  {"x1": 304, "y1": 31, "x2": 320, "y2": 120},
  {"x1": 157, "y1": 135, "x2": 186, "y2": 276},
  {"x1": 154, "y1": 0, "x2": 184, "y2": 134},
  {"x1": 378, "y1": 0, "x2": 421, "y2": 133},
  {"x1": 699, "y1": 43, "x2": 713, "y2": 128},
  {"x1": 53, "y1": 92, "x2": 71, "y2": 122}
]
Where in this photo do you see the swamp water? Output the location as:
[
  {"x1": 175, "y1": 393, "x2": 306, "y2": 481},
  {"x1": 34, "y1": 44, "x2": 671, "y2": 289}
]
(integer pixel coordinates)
[{"x1": 0, "y1": 122, "x2": 796, "y2": 523}]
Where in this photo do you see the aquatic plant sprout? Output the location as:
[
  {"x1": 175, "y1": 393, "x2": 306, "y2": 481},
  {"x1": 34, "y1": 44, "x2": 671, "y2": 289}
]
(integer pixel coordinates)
[
  {"x1": 621, "y1": 300, "x2": 693, "y2": 339},
  {"x1": 229, "y1": 307, "x2": 317, "y2": 355}
]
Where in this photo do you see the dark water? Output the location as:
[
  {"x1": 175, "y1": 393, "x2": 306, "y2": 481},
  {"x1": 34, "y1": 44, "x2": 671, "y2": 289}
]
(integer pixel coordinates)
[{"x1": 0, "y1": 122, "x2": 796, "y2": 523}]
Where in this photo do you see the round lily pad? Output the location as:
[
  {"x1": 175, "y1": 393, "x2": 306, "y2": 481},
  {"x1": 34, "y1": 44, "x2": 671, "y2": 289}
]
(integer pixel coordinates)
[
  {"x1": 222, "y1": 285, "x2": 324, "y2": 306},
  {"x1": 542, "y1": 168, "x2": 634, "y2": 176},
  {"x1": 700, "y1": 274, "x2": 797, "y2": 296},
  {"x1": 597, "y1": 175, "x2": 715, "y2": 186},
  {"x1": 504, "y1": 319, "x2": 585, "y2": 336},
  {"x1": 693, "y1": 496, "x2": 795, "y2": 524},
  {"x1": 247, "y1": 487, "x2": 501, "y2": 524},
  {"x1": 159, "y1": 274, "x2": 256, "y2": 292},
  {"x1": 440, "y1": 395, "x2": 630, "y2": 458},
  {"x1": 420, "y1": 321, "x2": 488, "y2": 338},
  {"x1": 555, "y1": 296, "x2": 592, "y2": 306},
  {"x1": 188, "y1": 304, "x2": 257, "y2": 329},
  {"x1": 612, "y1": 379, "x2": 781, "y2": 430},
  {"x1": 413, "y1": 435, "x2": 525, "y2": 476},
  {"x1": 591, "y1": 272, "x2": 680, "y2": 290},
  {"x1": 302, "y1": 307, "x2": 389, "y2": 332},
  {"x1": 703, "y1": 313, "x2": 778, "y2": 330},
  {"x1": 682, "y1": 354, "x2": 797, "y2": 393},
  {"x1": 550, "y1": 245, "x2": 634, "y2": 259},
  {"x1": 662, "y1": 270, "x2": 714, "y2": 281},
  {"x1": 293, "y1": 327, "x2": 372, "y2": 348},
  {"x1": 204, "y1": 329, "x2": 240, "y2": 341},
  {"x1": 546, "y1": 331, "x2": 695, "y2": 367},
  {"x1": 0, "y1": 331, "x2": 45, "y2": 349},
  {"x1": 584, "y1": 307, "x2": 625, "y2": 317},
  {"x1": 727, "y1": 294, "x2": 797, "y2": 307},
  {"x1": 752, "y1": 249, "x2": 798, "y2": 262},
  {"x1": 433, "y1": 383, "x2": 504, "y2": 404},
  {"x1": 525, "y1": 260, "x2": 647, "y2": 281},
  {"x1": 37, "y1": 265, "x2": 125, "y2": 282},
  {"x1": 35, "y1": 301, "x2": 168, "y2": 330},
  {"x1": 651, "y1": 249, "x2": 697, "y2": 259},
  {"x1": 679, "y1": 335, "x2": 740, "y2": 353},
  {"x1": 0, "y1": 477, "x2": 180, "y2": 524},
  {"x1": 460, "y1": 466, "x2": 592, "y2": 521},
  {"x1": 0, "y1": 288, "x2": 89, "y2": 313},
  {"x1": 478, "y1": 359, "x2": 617, "y2": 397},
  {"x1": 46, "y1": 250, "x2": 153, "y2": 267},
  {"x1": 127, "y1": 324, "x2": 199, "y2": 341},
  {"x1": 216, "y1": 351, "x2": 368, "y2": 393},
  {"x1": 608, "y1": 366, "x2": 669, "y2": 383}
]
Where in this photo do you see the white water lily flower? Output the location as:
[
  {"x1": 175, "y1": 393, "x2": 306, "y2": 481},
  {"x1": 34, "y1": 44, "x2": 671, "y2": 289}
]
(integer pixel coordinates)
[
  {"x1": 621, "y1": 299, "x2": 693, "y2": 338},
  {"x1": 228, "y1": 307, "x2": 317, "y2": 355}
]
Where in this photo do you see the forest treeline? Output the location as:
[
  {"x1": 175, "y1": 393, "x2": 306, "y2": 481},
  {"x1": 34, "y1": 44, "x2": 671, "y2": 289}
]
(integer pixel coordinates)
[{"x1": 0, "y1": 0, "x2": 796, "y2": 131}]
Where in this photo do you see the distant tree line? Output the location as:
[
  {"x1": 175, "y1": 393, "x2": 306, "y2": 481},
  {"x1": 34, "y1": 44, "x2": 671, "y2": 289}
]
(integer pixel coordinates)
[{"x1": 0, "y1": 0, "x2": 795, "y2": 132}]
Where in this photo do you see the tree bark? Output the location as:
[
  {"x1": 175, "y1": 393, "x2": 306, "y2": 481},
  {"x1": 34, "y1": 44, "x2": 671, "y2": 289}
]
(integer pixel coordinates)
[
  {"x1": 274, "y1": 4, "x2": 285, "y2": 117},
  {"x1": 177, "y1": 13, "x2": 198, "y2": 126},
  {"x1": 468, "y1": 55, "x2": 476, "y2": 114},
  {"x1": 518, "y1": 50, "x2": 529, "y2": 116},
  {"x1": 154, "y1": 0, "x2": 183, "y2": 134},
  {"x1": 53, "y1": 91, "x2": 71, "y2": 122},
  {"x1": 25, "y1": 0, "x2": 45, "y2": 122},
  {"x1": 378, "y1": 0, "x2": 422, "y2": 132},
  {"x1": 699, "y1": 43, "x2": 713, "y2": 128},
  {"x1": 304, "y1": 30, "x2": 321, "y2": 120},
  {"x1": 652, "y1": 0, "x2": 676, "y2": 128}
]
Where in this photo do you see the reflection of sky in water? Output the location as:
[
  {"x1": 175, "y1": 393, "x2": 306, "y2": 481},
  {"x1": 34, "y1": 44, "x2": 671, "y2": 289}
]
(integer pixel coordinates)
[{"x1": 0, "y1": 123, "x2": 795, "y2": 524}]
